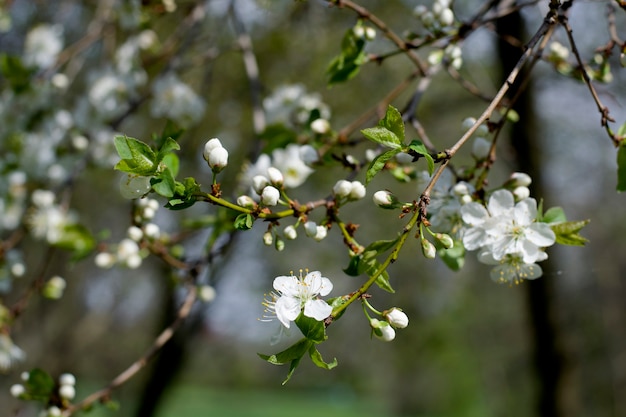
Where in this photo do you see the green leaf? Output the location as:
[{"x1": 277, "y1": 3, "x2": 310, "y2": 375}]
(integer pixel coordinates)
[
  {"x1": 151, "y1": 168, "x2": 176, "y2": 198},
  {"x1": 364, "y1": 238, "x2": 400, "y2": 254},
  {"x1": 113, "y1": 136, "x2": 157, "y2": 176},
  {"x1": 343, "y1": 255, "x2": 361, "y2": 276},
  {"x1": 154, "y1": 120, "x2": 184, "y2": 149},
  {"x1": 408, "y1": 140, "x2": 435, "y2": 175},
  {"x1": 162, "y1": 153, "x2": 180, "y2": 178},
  {"x1": 552, "y1": 220, "x2": 590, "y2": 246},
  {"x1": 361, "y1": 126, "x2": 403, "y2": 150},
  {"x1": 25, "y1": 369, "x2": 55, "y2": 401},
  {"x1": 542, "y1": 206, "x2": 567, "y2": 224},
  {"x1": 0, "y1": 54, "x2": 34, "y2": 93},
  {"x1": 156, "y1": 137, "x2": 180, "y2": 165},
  {"x1": 366, "y1": 148, "x2": 401, "y2": 184},
  {"x1": 233, "y1": 213, "x2": 254, "y2": 230},
  {"x1": 295, "y1": 313, "x2": 327, "y2": 343},
  {"x1": 258, "y1": 338, "x2": 313, "y2": 384},
  {"x1": 437, "y1": 242, "x2": 465, "y2": 271},
  {"x1": 326, "y1": 29, "x2": 367, "y2": 85},
  {"x1": 164, "y1": 177, "x2": 200, "y2": 210},
  {"x1": 617, "y1": 141, "x2": 626, "y2": 192},
  {"x1": 379, "y1": 105, "x2": 405, "y2": 142},
  {"x1": 308, "y1": 345, "x2": 338, "y2": 370}
]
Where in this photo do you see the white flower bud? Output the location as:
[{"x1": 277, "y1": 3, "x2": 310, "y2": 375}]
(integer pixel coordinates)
[
  {"x1": 125, "y1": 253, "x2": 142, "y2": 269},
  {"x1": 117, "y1": 238, "x2": 139, "y2": 259},
  {"x1": 413, "y1": 4, "x2": 428, "y2": 17},
  {"x1": 462, "y1": 117, "x2": 477, "y2": 130},
  {"x1": 395, "y1": 152, "x2": 413, "y2": 164},
  {"x1": 71, "y1": 135, "x2": 89, "y2": 151},
  {"x1": 51, "y1": 73, "x2": 69, "y2": 89},
  {"x1": 310, "y1": 118, "x2": 331, "y2": 134},
  {"x1": 208, "y1": 147, "x2": 228, "y2": 172},
  {"x1": 267, "y1": 167, "x2": 284, "y2": 186},
  {"x1": 10, "y1": 384, "x2": 25, "y2": 398},
  {"x1": 275, "y1": 238, "x2": 285, "y2": 252},
  {"x1": 32, "y1": 189, "x2": 56, "y2": 207},
  {"x1": 313, "y1": 225, "x2": 327, "y2": 242},
  {"x1": 434, "y1": 233, "x2": 454, "y2": 249},
  {"x1": 284, "y1": 225, "x2": 297, "y2": 240},
  {"x1": 42, "y1": 276, "x2": 66, "y2": 299},
  {"x1": 47, "y1": 406, "x2": 62, "y2": 417},
  {"x1": 333, "y1": 180, "x2": 352, "y2": 198},
  {"x1": 263, "y1": 231, "x2": 273, "y2": 246},
  {"x1": 236, "y1": 195, "x2": 256, "y2": 208},
  {"x1": 460, "y1": 194, "x2": 473, "y2": 205},
  {"x1": 513, "y1": 186, "x2": 530, "y2": 200},
  {"x1": 59, "y1": 373, "x2": 76, "y2": 386},
  {"x1": 348, "y1": 181, "x2": 366, "y2": 200},
  {"x1": 510, "y1": 172, "x2": 532, "y2": 187},
  {"x1": 353, "y1": 25, "x2": 365, "y2": 39},
  {"x1": 198, "y1": 285, "x2": 216, "y2": 302},
  {"x1": 438, "y1": 8, "x2": 455, "y2": 26},
  {"x1": 252, "y1": 175, "x2": 269, "y2": 195},
  {"x1": 364, "y1": 27, "x2": 376, "y2": 40},
  {"x1": 472, "y1": 136, "x2": 491, "y2": 160},
  {"x1": 452, "y1": 182, "x2": 470, "y2": 196},
  {"x1": 384, "y1": 307, "x2": 409, "y2": 329},
  {"x1": 146, "y1": 198, "x2": 160, "y2": 211},
  {"x1": 141, "y1": 206, "x2": 156, "y2": 220},
  {"x1": 143, "y1": 223, "x2": 160, "y2": 239},
  {"x1": 202, "y1": 138, "x2": 223, "y2": 162},
  {"x1": 21, "y1": 372, "x2": 29, "y2": 381},
  {"x1": 261, "y1": 186, "x2": 280, "y2": 206},
  {"x1": 421, "y1": 238, "x2": 437, "y2": 259},
  {"x1": 428, "y1": 49, "x2": 443, "y2": 66},
  {"x1": 421, "y1": 11, "x2": 435, "y2": 26},
  {"x1": 11, "y1": 263, "x2": 25, "y2": 277},
  {"x1": 304, "y1": 221, "x2": 318, "y2": 238},
  {"x1": 373, "y1": 190, "x2": 395, "y2": 208},
  {"x1": 95, "y1": 252, "x2": 116, "y2": 269},
  {"x1": 450, "y1": 57, "x2": 463, "y2": 70},
  {"x1": 127, "y1": 226, "x2": 143, "y2": 242},
  {"x1": 59, "y1": 384, "x2": 75, "y2": 400},
  {"x1": 371, "y1": 318, "x2": 396, "y2": 342}
]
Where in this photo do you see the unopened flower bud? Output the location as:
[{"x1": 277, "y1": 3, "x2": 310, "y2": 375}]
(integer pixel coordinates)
[
  {"x1": 304, "y1": 221, "x2": 318, "y2": 238},
  {"x1": 10, "y1": 384, "x2": 25, "y2": 398},
  {"x1": 261, "y1": 186, "x2": 280, "y2": 206},
  {"x1": 125, "y1": 253, "x2": 142, "y2": 269},
  {"x1": 275, "y1": 238, "x2": 285, "y2": 252},
  {"x1": 266, "y1": 167, "x2": 284, "y2": 186},
  {"x1": 510, "y1": 172, "x2": 532, "y2": 187},
  {"x1": 370, "y1": 318, "x2": 396, "y2": 342},
  {"x1": 47, "y1": 406, "x2": 62, "y2": 417},
  {"x1": 127, "y1": 225, "x2": 143, "y2": 242},
  {"x1": 95, "y1": 252, "x2": 116, "y2": 269},
  {"x1": 373, "y1": 190, "x2": 396, "y2": 208},
  {"x1": 513, "y1": 186, "x2": 530, "y2": 200},
  {"x1": 434, "y1": 233, "x2": 454, "y2": 249},
  {"x1": 438, "y1": 8, "x2": 454, "y2": 26},
  {"x1": 143, "y1": 223, "x2": 160, "y2": 239},
  {"x1": 353, "y1": 25, "x2": 365, "y2": 39},
  {"x1": 310, "y1": 118, "x2": 331, "y2": 134},
  {"x1": 452, "y1": 182, "x2": 470, "y2": 196},
  {"x1": 472, "y1": 137, "x2": 491, "y2": 160},
  {"x1": 299, "y1": 145, "x2": 319, "y2": 164},
  {"x1": 413, "y1": 4, "x2": 428, "y2": 16},
  {"x1": 59, "y1": 384, "x2": 75, "y2": 400},
  {"x1": 384, "y1": 307, "x2": 409, "y2": 329},
  {"x1": 364, "y1": 27, "x2": 376, "y2": 40},
  {"x1": 313, "y1": 226, "x2": 327, "y2": 241},
  {"x1": 59, "y1": 373, "x2": 76, "y2": 386},
  {"x1": 42, "y1": 276, "x2": 66, "y2": 299},
  {"x1": 333, "y1": 180, "x2": 352, "y2": 198},
  {"x1": 284, "y1": 225, "x2": 297, "y2": 240},
  {"x1": 202, "y1": 138, "x2": 223, "y2": 162},
  {"x1": 198, "y1": 285, "x2": 216, "y2": 302},
  {"x1": 208, "y1": 147, "x2": 228, "y2": 172},
  {"x1": 348, "y1": 181, "x2": 366, "y2": 200},
  {"x1": 421, "y1": 238, "x2": 437, "y2": 259},
  {"x1": 252, "y1": 175, "x2": 269, "y2": 195},
  {"x1": 263, "y1": 231, "x2": 273, "y2": 246},
  {"x1": 460, "y1": 194, "x2": 473, "y2": 205},
  {"x1": 236, "y1": 195, "x2": 256, "y2": 209}
]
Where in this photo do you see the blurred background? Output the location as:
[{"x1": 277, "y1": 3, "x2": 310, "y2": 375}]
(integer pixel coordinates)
[{"x1": 1, "y1": 0, "x2": 625, "y2": 416}]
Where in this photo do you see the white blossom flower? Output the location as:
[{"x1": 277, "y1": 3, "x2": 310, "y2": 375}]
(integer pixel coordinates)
[
  {"x1": 150, "y1": 73, "x2": 206, "y2": 128},
  {"x1": 23, "y1": 24, "x2": 63, "y2": 68},
  {"x1": 10, "y1": 384, "x2": 25, "y2": 398},
  {"x1": 264, "y1": 270, "x2": 333, "y2": 328},
  {"x1": 478, "y1": 250, "x2": 545, "y2": 284},
  {"x1": 271, "y1": 144, "x2": 314, "y2": 188},
  {"x1": 461, "y1": 190, "x2": 555, "y2": 264},
  {"x1": 0, "y1": 334, "x2": 25, "y2": 372}
]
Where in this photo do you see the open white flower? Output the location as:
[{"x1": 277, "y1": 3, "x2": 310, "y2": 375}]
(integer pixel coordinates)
[
  {"x1": 478, "y1": 250, "x2": 545, "y2": 284},
  {"x1": 265, "y1": 270, "x2": 333, "y2": 328}
]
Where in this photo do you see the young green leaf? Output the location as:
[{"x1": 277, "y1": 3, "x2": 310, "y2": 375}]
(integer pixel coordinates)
[
  {"x1": 233, "y1": 213, "x2": 254, "y2": 230},
  {"x1": 258, "y1": 338, "x2": 313, "y2": 384},
  {"x1": 361, "y1": 126, "x2": 403, "y2": 149},
  {"x1": 114, "y1": 135, "x2": 157, "y2": 176},
  {"x1": 295, "y1": 313, "x2": 327, "y2": 343},
  {"x1": 552, "y1": 219, "x2": 590, "y2": 246},
  {"x1": 542, "y1": 206, "x2": 567, "y2": 224},
  {"x1": 151, "y1": 168, "x2": 176, "y2": 198},
  {"x1": 379, "y1": 105, "x2": 405, "y2": 143},
  {"x1": 408, "y1": 140, "x2": 435, "y2": 175},
  {"x1": 326, "y1": 29, "x2": 367, "y2": 85},
  {"x1": 366, "y1": 148, "x2": 401, "y2": 184},
  {"x1": 308, "y1": 345, "x2": 338, "y2": 370}
]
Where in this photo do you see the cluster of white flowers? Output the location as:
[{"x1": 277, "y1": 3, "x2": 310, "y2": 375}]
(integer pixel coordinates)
[
  {"x1": 95, "y1": 198, "x2": 160, "y2": 269},
  {"x1": 243, "y1": 144, "x2": 316, "y2": 193},
  {"x1": 203, "y1": 138, "x2": 229, "y2": 173},
  {"x1": 26, "y1": 190, "x2": 75, "y2": 245},
  {"x1": 11, "y1": 372, "x2": 76, "y2": 414},
  {"x1": 262, "y1": 270, "x2": 333, "y2": 329},
  {"x1": 414, "y1": 0, "x2": 456, "y2": 32},
  {"x1": 151, "y1": 73, "x2": 206, "y2": 128},
  {"x1": 460, "y1": 188, "x2": 556, "y2": 284},
  {"x1": 23, "y1": 24, "x2": 64, "y2": 69},
  {"x1": 263, "y1": 84, "x2": 331, "y2": 128},
  {"x1": 0, "y1": 334, "x2": 25, "y2": 372}
]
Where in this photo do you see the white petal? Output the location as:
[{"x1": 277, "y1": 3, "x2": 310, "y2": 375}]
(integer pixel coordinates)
[
  {"x1": 461, "y1": 226, "x2": 488, "y2": 250},
  {"x1": 513, "y1": 198, "x2": 536, "y2": 226},
  {"x1": 487, "y1": 190, "x2": 514, "y2": 216},
  {"x1": 304, "y1": 271, "x2": 333, "y2": 296},
  {"x1": 274, "y1": 296, "x2": 301, "y2": 328},
  {"x1": 303, "y1": 299, "x2": 332, "y2": 321},
  {"x1": 526, "y1": 223, "x2": 556, "y2": 247},
  {"x1": 273, "y1": 275, "x2": 300, "y2": 297},
  {"x1": 461, "y1": 203, "x2": 488, "y2": 225}
]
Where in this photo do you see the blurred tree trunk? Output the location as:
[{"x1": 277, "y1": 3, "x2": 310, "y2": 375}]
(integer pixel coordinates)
[{"x1": 495, "y1": 5, "x2": 567, "y2": 417}]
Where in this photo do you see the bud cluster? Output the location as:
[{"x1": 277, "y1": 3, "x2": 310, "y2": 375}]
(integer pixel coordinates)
[{"x1": 203, "y1": 138, "x2": 229, "y2": 173}]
